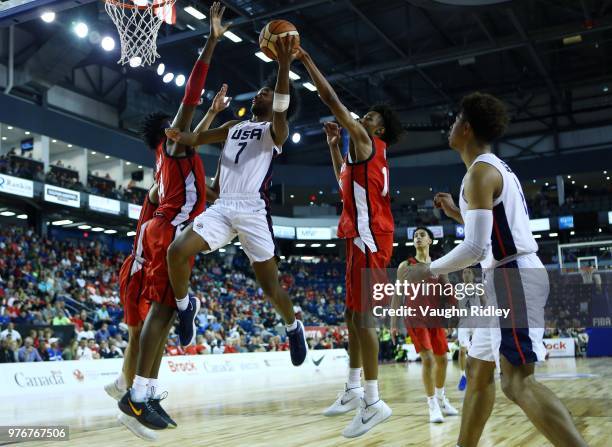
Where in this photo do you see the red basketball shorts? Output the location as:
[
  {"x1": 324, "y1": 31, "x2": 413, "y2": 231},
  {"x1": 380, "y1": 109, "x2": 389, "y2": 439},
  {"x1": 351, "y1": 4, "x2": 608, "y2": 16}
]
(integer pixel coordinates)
[
  {"x1": 345, "y1": 233, "x2": 394, "y2": 312},
  {"x1": 407, "y1": 327, "x2": 448, "y2": 356},
  {"x1": 119, "y1": 254, "x2": 150, "y2": 326},
  {"x1": 141, "y1": 216, "x2": 194, "y2": 309}
]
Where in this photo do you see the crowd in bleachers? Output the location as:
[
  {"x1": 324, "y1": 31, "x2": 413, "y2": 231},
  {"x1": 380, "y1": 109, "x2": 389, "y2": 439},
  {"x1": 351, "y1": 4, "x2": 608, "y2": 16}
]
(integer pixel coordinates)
[{"x1": 0, "y1": 226, "x2": 348, "y2": 362}]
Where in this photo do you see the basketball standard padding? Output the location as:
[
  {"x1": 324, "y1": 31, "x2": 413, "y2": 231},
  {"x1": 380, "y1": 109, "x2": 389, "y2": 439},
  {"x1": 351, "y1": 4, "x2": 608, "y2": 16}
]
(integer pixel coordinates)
[{"x1": 258, "y1": 20, "x2": 300, "y2": 60}]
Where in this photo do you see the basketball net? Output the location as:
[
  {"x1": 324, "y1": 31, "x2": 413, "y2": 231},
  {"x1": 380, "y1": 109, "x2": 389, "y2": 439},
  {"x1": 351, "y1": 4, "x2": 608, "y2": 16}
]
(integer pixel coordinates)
[{"x1": 104, "y1": 0, "x2": 176, "y2": 67}]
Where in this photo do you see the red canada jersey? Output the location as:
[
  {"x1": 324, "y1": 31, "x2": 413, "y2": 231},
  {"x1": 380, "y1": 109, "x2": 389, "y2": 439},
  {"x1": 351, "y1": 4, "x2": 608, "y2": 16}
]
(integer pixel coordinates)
[
  {"x1": 154, "y1": 138, "x2": 206, "y2": 226},
  {"x1": 131, "y1": 194, "x2": 157, "y2": 253},
  {"x1": 337, "y1": 136, "x2": 394, "y2": 252}
]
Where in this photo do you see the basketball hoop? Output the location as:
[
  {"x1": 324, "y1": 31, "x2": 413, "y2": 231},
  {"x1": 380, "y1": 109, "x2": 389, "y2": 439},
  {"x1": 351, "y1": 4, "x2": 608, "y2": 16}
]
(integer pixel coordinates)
[{"x1": 104, "y1": 0, "x2": 176, "y2": 67}]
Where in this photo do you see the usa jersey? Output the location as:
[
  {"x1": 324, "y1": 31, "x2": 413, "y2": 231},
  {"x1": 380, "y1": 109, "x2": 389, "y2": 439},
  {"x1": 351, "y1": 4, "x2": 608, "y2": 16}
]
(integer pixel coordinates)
[
  {"x1": 219, "y1": 120, "x2": 280, "y2": 200},
  {"x1": 459, "y1": 153, "x2": 538, "y2": 269},
  {"x1": 129, "y1": 195, "x2": 157, "y2": 275},
  {"x1": 337, "y1": 137, "x2": 394, "y2": 252},
  {"x1": 155, "y1": 138, "x2": 207, "y2": 227}
]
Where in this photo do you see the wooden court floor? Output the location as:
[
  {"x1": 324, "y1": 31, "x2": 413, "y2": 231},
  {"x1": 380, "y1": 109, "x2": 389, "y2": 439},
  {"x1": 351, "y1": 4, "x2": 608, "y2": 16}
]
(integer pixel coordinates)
[{"x1": 8, "y1": 357, "x2": 611, "y2": 447}]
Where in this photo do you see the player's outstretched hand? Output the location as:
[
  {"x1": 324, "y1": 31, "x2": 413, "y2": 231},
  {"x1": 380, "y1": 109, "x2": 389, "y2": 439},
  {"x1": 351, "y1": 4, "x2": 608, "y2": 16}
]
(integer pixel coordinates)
[
  {"x1": 433, "y1": 192, "x2": 459, "y2": 217},
  {"x1": 209, "y1": 1, "x2": 231, "y2": 41},
  {"x1": 276, "y1": 35, "x2": 298, "y2": 66},
  {"x1": 165, "y1": 127, "x2": 183, "y2": 142},
  {"x1": 323, "y1": 122, "x2": 341, "y2": 147},
  {"x1": 210, "y1": 83, "x2": 232, "y2": 113}
]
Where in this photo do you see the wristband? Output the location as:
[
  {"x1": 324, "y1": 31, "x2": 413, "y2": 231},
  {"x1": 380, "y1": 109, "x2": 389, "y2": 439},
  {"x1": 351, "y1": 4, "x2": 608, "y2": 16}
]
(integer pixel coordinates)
[{"x1": 272, "y1": 92, "x2": 290, "y2": 112}]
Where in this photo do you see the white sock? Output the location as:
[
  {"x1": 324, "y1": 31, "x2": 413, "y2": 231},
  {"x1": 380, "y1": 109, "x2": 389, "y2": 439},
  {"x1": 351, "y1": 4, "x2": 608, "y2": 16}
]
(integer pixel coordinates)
[
  {"x1": 347, "y1": 368, "x2": 362, "y2": 389},
  {"x1": 435, "y1": 387, "x2": 445, "y2": 399},
  {"x1": 131, "y1": 375, "x2": 148, "y2": 402},
  {"x1": 176, "y1": 295, "x2": 189, "y2": 311},
  {"x1": 364, "y1": 380, "x2": 379, "y2": 405},
  {"x1": 147, "y1": 378, "x2": 159, "y2": 399},
  {"x1": 116, "y1": 373, "x2": 127, "y2": 391},
  {"x1": 286, "y1": 319, "x2": 298, "y2": 332}
]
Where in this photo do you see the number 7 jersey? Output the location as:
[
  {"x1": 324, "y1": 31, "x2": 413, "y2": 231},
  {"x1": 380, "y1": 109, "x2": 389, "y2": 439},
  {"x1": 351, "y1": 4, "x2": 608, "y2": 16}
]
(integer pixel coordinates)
[
  {"x1": 219, "y1": 120, "x2": 280, "y2": 198},
  {"x1": 337, "y1": 136, "x2": 394, "y2": 252}
]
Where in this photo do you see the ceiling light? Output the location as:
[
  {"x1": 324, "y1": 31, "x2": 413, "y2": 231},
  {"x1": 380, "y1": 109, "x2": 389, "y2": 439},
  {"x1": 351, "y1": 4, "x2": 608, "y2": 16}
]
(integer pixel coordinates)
[
  {"x1": 91, "y1": 151, "x2": 96, "y2": 155},
  {"x1": 255, "y1": 51, "x2": 273, "y2": 63},
  {"x1": 52, "y1": 219, "x2": 73, "y2": 226},
  {"x1": 74, "y1": 22, "x2": 88, "y2": 38},
  {"x1": 52, "y1": 139, "x2": 57, "y2": 143},
  {"x1": 105, "y1": 155, "x2": 110, "y2": 159},
  {"x1": 1, "y1": 137, "x2": 6, "y2": 141},
  {"x1": 184, "y1": 6, "x2": 206, "y2": 20},
  {"x1": 126, "y1": 231, "x2": 136, "y2": 236},
  {"x1": 41, "y1": 11, "x2": 55, "y2": 23},
  {"x1": 157, "y1": 63, "x2": 165, "y2": 75},
  {"x1": 126, "y1": 161, "x2": 131, "y2": 166},
  {"x1": 101, "y1": 36, "x2": 115, "y2": 52},
  {"x1": 570, "y1": 231, "x2": 575, "y2": 236},
  {"x1": 0, "y1": 211, "x2": 15, "y2": 217},
  {"x1": 186, "y1": 24, "x2": 195, "y2": 30},
  {"x1": 405, "y1": 242, "x2": 414, "y2": 246},
  {"x1": 104, "y1": 229, "x2": 117, "y2": 234},
  {"x1": 350, "y1": 112, "x2": 359, "y2": 119},
  {"x1": 78, "y1": 225, "x2": 91, "y2": 230},
  {"x1": 533, "y1": 234, "x2": 542, "y2": 239},
  {"x1": 325, "y1": 243, "x2": 336, "y2": 248},
  {"x1": 289, "y1": 71, "x2": 301, "y2": 80},
  {"x1": 67, "y1": 144, "x2": 73, "y2": 148},
  {"x1": 290, "y1": 194, "x2": 295, "y2": 198},
  {"x1": 549, "y1": 233, "x2": 558, "y2": 237},
  {"x1": 310, "y1": 243, "x2": 321, "y2": 248},
  {"x1": 224, "y1": 31, "x2": 242, "y2": 42},
  {"x1": 163, "y1": 73, "x2": 175, "y2": 83},
  {"x1": 291, "y1": 132, "x2": 301, "y2": 143},
  {"x1": 7, "y1": 126, "x2": 12, "y2": 130},
  {"x1": 303, "y1": 82, "x2": 317, "y2": 91},
  {"x1": 138, "y1": 165, "x2": 142, "y2": 169},
  {"x1": 234, "y1": 241, "x2": 241, "y2": 246},
  {"x1": 219, "y1": 248, "x2": 226, "y2": 253},
  {"x1": 25, "y1": 131, "x2": 30, "y2": 135},
  {"x1": 393, "y1": 242, "x2": 399, "y2": 247},
  {"x1": 16, "y1": 214, "x2": 27, "y2": 220},
  {"x1": 296, "y1": 243, "x2": 306, "y2": 248},
  {"x1": 175, "y1": 74, "x2": 186, "y2": 87},
  {"x1": 91, "y1": 227, "x2": 104, "y2": 232}
]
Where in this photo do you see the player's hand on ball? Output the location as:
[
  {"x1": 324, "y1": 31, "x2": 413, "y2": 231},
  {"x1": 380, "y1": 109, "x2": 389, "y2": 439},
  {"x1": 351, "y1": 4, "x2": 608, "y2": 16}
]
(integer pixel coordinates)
[
  {"x1": 210, "y1": 83, "x2": 232, "y2": 113},
  {"x1": 323, "y1": 122, "x2": 341, "y2": 146},
  {"x1": 433, "y1": 192, "x2": 458, "y2": 217},
  {"x1": 209, "y1": 1, "x2": 231, "y2": 41},
  {"x1": 165, "y1": 127, "x2": 182, "y2": 142},
  {"x1": 276, "y1": 35, "x2": 298, "y2": 66}
]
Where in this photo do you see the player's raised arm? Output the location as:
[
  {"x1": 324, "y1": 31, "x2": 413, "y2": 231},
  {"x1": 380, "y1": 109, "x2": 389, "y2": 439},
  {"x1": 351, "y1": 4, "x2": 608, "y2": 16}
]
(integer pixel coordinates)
[
  {"x1": 193, "y1": 84, "x2": 232, "y2": 134},
  {"x1": 297, "y1": 47, "x2": 371, "y2": 159},
  {"x1": 269, "y1": 36, "x2": 295, "y2": 147},
  {"x1": 170, "y1": 2, "x2": 230, "y2": 132},
  {"x1": 323, "y1": 122, "x2": 343, "y2": 182},
  {"x1": 165, "y1": 120, "x2": 239, "y2": 147},
  {"x1": 428, "y1": 163, "x2": 500, "y2": 276}
]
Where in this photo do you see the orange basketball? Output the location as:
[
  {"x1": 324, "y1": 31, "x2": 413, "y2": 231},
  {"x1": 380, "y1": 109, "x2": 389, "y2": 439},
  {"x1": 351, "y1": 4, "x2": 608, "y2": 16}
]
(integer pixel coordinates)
[{"x1": 258, "y1": 19, "x2": 300, "y2": 61}]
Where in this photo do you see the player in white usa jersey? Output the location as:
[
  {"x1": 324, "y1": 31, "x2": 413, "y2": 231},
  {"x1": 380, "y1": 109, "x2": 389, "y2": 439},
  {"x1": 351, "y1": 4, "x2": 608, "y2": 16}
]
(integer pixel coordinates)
[
  {"x1": 164, "y1": 36, "x2": 309, "y2": 367},
  {"x1": 412, "y1": 92, "x2": 586, "y2": 447}
]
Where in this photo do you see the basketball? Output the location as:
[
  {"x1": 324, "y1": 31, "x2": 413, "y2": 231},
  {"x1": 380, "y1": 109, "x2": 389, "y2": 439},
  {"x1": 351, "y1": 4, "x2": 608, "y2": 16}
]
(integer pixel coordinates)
[{"x1": 258, "y1": 19, "x2": 300, "y2": 61}]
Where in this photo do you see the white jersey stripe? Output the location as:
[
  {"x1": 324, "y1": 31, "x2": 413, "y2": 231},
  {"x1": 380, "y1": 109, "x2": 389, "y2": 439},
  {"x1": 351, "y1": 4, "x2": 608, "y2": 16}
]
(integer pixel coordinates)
[
  {"x1": 171, "y1": 171, "x2": 197, "y2": 227},
  {"x1": 353, "y1": 181, "x2": 378, "y2": 253}
]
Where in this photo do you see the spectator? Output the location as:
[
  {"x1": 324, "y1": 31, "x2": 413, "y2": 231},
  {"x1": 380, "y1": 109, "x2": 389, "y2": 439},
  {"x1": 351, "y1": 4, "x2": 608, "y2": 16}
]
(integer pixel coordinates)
[
  {"x1": 87, "y1": 339, "x2": 100, "y2": 359},
  {"x1": 113, "y1": 333, "x2": 128, "y2": 350},
  {"x1": 37, "y1": 340, "x2": 50, "y2": 361},
  {"x1": 17, "y1": 337, "x2": 43, "y2": 362},
  {"x1": 62, "y1": 339, "x2": 78, "y2": 360},
  {"x1": 47, "y1": 339, "x2": 63, "y2": 361},
  {"x1": 0, "y1": 338, "x2": 17, "y2": 362},
  {"x1": 95, "y1": 304, "x2": 111, "y2": 324},
  {"x1": 0, "y1": 322, "x2": 22, "y2": 343},
  {"x1": 77, "y1": 322, "x2": 95, "y2": 341},
  {"x1": 52, "y1": 312, "x2": 71, "y2": 325},
  {"x1": 96, "y1": 323, "x2": 111, "y2": 344},
  {"x1": 76, "y1": 338, "x2": 93, "y2": 360}
]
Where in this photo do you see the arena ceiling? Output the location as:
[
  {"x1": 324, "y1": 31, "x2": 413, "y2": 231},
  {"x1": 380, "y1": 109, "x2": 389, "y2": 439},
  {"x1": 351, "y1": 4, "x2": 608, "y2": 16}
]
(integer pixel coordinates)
[{"x1": 0, "y1": 0, "x2": 611, "y2": 166}]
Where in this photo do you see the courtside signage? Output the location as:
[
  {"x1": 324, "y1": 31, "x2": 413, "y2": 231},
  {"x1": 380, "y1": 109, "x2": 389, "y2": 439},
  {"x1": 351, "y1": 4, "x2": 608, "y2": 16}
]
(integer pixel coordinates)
[
  {"x1": 0, "y1": 173, "x2": 33, "y2": 198},
  {"x1": 128, "y1": 203, "x2": 142, "y2": 220},
  {"x1": 44, "y1": 184, "x2": 80, "y2": 208}
]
